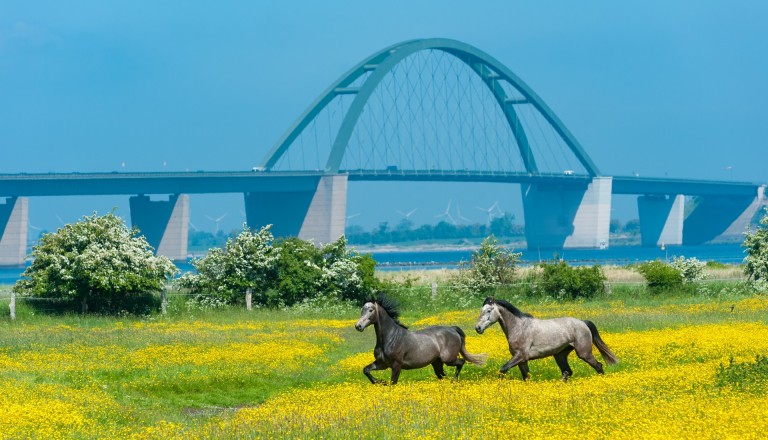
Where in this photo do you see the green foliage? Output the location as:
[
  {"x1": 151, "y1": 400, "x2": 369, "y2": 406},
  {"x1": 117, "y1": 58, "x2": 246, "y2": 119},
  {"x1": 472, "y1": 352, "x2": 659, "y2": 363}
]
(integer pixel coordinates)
[
  {"x1": 13, "y1": 212, "x2": 177, "y2": 314},
  {"x1": 534, "y1": 261, "x2": 607, "y2": 300},
  {"x1": 453, "y1": 235, "x2": 522, "y2": 295},
  {"x1": 180, "y1": 228, "x2": 378, "y2": 308},
  {"x1": 179, "y1": 225, "x2": 279, "y2": 305},
  {"x1": 670, "y1": 256, "x2": 706, "y2": 283},
  {"x1": 637, "y1": 260, "x2": 682, "y2": 293},
  {"x1": 743, "y1": 207, "x2": 768, "y2": 289},
  {"x1": 716, "y1": 355, "x2": 768, "y2": 392}
]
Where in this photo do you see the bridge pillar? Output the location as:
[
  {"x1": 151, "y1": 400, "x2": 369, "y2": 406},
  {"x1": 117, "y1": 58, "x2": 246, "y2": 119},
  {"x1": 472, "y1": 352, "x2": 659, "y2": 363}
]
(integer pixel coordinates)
[
  {"x1": 683, "y1": 185, "x2": 766, "y2": 245},
  {"x1": 0, "y1": 197, "x2": 28, "y2": 266},
  {"x1": 521, "y1": 177, "x2": 612, "y2": 249},
  {"x1": 129, "y1": 194, "x2": 189, "y2": 261},
  {"x1": 637, "y1": 195, "x2": 684, "y2": 247},
  {"x1": 244, "y1": 174, "x2": 347, "y2": 244}
]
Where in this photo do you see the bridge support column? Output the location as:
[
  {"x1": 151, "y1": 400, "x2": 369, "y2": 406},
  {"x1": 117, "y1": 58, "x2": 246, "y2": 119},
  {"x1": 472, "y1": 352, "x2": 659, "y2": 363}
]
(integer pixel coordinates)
[
  {"x1": 0, "y1": 197, "x2": 28, "y2": 266},
  {"x1": 521, "y1": 177, "x2": 612, "y2": 249},
  {"x1": 244, "y1": 174, "x2": 347, "y2": 244},
  {"x1": 683, "y1": 185, "x2": 766, "y2": 245},
  {"x1": 129, "y1": 194, "x2": 189, "y2": 261},
  {"x1": 637, "y1": 195, "x2": 684, "y2": 247}
]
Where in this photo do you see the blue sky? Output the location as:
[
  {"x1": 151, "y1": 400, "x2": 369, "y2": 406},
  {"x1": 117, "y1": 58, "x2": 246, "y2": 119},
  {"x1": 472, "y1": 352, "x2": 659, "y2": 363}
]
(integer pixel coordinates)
[{"x1": 1, "y1": 1, "x2": 766, "y2": 234}]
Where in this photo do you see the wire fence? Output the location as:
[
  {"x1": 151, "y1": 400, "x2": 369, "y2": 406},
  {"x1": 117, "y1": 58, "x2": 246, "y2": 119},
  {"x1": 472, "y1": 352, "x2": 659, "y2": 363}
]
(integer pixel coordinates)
[{"x1": 0, "y1": 274, "x2": 753, "y2": 320}]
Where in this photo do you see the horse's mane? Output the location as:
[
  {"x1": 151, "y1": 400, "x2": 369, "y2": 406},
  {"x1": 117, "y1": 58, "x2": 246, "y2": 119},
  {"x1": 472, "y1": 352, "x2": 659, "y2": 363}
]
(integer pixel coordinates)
[
  {"x1": 484, "y1": 297, "x2": 533, "y2": 318},
  {"x1": 367, "y1": 293, "x2": 408, "y2": 329}
]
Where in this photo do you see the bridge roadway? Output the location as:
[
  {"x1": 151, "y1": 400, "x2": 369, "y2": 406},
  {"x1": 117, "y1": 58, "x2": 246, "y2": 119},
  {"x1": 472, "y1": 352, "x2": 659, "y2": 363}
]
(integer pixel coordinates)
[
  {"x1": 0, "y1": 169, "x2": 765, "y2": 265},
  {"x1": 0, "y1": 170, "x2": 761, "y2": 197}
]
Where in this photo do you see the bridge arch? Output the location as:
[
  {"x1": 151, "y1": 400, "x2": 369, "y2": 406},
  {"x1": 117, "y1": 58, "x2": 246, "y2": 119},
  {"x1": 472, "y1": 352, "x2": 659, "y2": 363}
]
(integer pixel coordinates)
[{"x1": 260, "y1": 38, "x2": 600, "y2": 177}]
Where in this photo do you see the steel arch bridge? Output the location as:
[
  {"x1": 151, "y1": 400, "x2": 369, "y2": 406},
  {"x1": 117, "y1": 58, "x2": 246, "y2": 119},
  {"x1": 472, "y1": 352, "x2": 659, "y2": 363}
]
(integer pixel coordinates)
[
  {"x1": 259, "y1": 38, "x2": 600, "y2": 179},
  {"x1": 0, "y1": 38, "x2": 764, "y2": 266}
]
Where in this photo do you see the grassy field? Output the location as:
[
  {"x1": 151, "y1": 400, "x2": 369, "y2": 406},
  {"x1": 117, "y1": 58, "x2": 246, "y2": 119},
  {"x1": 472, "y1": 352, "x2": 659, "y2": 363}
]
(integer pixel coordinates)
[{"x1": 0, "y1": 269, "x2": 766, "y2": 439}]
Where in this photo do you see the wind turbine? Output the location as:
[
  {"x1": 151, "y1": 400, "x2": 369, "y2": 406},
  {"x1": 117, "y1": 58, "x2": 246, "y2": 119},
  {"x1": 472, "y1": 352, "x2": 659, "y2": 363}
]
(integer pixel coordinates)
[
  {"x1": 205, "y1": 213, "x2": 227, "y2": 234},
  {"x1": 476, "y1": 201, "x2": 501, "y2": 224},
  {"x1": 435, "y1": 200, "x2": 456, "y2": 225},
  {"x1": 395, "y1": 208, "x2": 418, "y2": 219},
  {"x1": 28, "y1": 223, "x2": 42, "y2": 242},
  {"x1": 454, "y1": 203, "x2": 472, "y2": 224}
]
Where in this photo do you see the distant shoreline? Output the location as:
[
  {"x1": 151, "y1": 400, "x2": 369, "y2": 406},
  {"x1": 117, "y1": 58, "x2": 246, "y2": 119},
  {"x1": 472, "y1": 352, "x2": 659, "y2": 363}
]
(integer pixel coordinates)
[{"x1": 351, "y1": 243, "x2": 483, "y2": 254}]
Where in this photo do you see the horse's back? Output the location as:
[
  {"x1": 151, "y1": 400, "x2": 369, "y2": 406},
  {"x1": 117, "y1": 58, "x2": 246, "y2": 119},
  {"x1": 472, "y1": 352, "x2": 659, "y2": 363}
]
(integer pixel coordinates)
[
  {"x1": 413, "y1": 325, "x2": 462, "y2": 345},
  {"x1": 525, "y1": 317, "x2": 592, "y2": 358},
  {"x1": 402, "y1": 326, "x2": 462, "y2": 367}
]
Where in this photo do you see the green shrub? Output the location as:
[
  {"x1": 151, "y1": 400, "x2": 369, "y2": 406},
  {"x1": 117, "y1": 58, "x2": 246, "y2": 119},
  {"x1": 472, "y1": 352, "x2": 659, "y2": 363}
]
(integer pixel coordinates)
[
  {"x1": 13, "y1": 212, "x2": 177, "y2": 314},
  {"x1": 743, "y1": 207, "x2": 768, "y2": 290},
  {"x1": 178, "y1": 225, "x2": 279, "y2": 306},
  {"x1": 180, "y1": 228, "x2": 378, "y2": 307},
  {"x1": 670, "y1": 256, "x2": 706, "y2": 283},
  {"x1": 534, "y1": 261, "x2": 606, "y2": 300},
  {"x1": 637, "y1": 260, "x2": 682, "y2": 293},
  {"x1": 452, "y1": 235, "x2": 522, "y2": 296}
]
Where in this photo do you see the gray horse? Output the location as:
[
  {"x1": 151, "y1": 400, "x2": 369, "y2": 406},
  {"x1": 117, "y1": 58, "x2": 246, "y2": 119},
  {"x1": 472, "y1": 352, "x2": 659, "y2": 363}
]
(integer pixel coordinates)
[
  {"x1": 355, "y1": 296, "x2": 487, "y2": 384},
  {"x1": 475, "y1": 297, "x2": 618, "y2": 381}
]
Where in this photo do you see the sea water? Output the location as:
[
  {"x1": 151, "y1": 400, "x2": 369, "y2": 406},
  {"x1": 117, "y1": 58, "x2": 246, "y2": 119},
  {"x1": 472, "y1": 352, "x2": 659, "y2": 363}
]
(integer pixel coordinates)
[{"x1": 0, "y1": 243, "x2": 746, "y2": 284}]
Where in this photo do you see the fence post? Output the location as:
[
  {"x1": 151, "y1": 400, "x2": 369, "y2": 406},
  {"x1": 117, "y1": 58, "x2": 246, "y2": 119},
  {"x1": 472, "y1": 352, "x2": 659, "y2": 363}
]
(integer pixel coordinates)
[
  {"x1": 246, "y1": 288, "x2": 252, "y2": 311},
  {"x1": 161, "y1": 287, "x2": 168, "y2": 315},
  {"x1": 431, "y1": 282, "x2": 437, "y2": 300},
  {"x1": 10, "y1": 291, "x2": 16, "y2": 320}
]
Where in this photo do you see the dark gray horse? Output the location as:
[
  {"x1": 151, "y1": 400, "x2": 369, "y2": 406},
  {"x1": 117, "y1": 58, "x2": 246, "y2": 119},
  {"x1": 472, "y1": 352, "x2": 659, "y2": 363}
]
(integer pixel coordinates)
[
  {"x1": 475, "y1": 297, "x2": 618, "y2": 381},
  {"x1": 355, "y1": 296, "x2": 487, "y2": 384}
]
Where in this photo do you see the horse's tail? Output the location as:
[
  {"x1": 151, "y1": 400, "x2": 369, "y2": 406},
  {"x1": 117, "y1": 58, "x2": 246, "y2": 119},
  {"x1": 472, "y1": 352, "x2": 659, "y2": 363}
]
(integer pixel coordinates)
[
  {"x1": 454, "y1": 326, "x2": 488, "y2": 366},
  {"x1": 584, "y1": 320, "x2": 619, "y2": 365}
]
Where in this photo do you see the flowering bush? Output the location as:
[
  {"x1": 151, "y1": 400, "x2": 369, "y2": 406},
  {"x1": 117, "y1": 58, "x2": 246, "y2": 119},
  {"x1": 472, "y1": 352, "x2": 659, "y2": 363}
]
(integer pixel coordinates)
[
  {"x1": 13, "y1": 212, "x2": 178, "y2": 313},
  {"x1": 179, "y1": 228, "x2": 377, "y2": 307},
  {"x1": 670, "y1": 256, "x2": 707, "y2": 283},
  {"x1": 743, "y1": 207, "x2": 768, "y2": 289},
  {"x1": 178, "y1": 225, "x2": 279, "y2": 305},
  {"x1": 453, "y1": 235, "x2": 522, "y2": 295},
  {"x1": 276, "y1": 236, "x2": 378, "y2": 305}
]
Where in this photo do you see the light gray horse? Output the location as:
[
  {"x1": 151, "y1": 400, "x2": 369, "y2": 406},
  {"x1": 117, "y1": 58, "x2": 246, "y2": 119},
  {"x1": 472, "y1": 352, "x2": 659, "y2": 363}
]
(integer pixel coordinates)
[
  {"x1": 475, "y1": 297, "x2": 618, "y2": 381},
  {"x1": 355, "y1": 296, "x2": 487, "y2": 384}
]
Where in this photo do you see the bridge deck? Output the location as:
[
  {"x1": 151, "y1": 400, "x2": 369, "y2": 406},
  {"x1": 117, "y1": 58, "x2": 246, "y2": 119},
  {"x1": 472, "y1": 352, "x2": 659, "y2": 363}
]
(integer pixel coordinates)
[{"x1": 0, "y1": 171, "x2": 761, "y2": 197}]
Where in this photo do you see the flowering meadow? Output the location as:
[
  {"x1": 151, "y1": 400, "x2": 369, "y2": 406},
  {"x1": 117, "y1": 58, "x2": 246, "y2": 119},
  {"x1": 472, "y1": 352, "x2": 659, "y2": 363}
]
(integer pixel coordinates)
[{"x1": 0, "y1": 294, "x2": 767, "y2": 439}]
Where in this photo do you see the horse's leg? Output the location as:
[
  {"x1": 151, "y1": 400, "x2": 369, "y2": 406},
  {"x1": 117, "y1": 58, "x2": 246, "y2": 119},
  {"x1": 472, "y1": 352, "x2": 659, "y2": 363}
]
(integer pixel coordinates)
[
  {"x1": 363, "y1": 360, "x2": 388, "y2": 384},
  {"x1": 574, "y1": 344, "x2": 604, "y2": 375},
  {"x1": 431, "y1": 361, "x2": 446, "y2": 379},
  {"x1": 499, "y1": 353, "x2": 527, "y2": 376},
  {"x1": 445, "y1": 357, "x2": 466, "y2": 380},
  {"x1": 518, "y1": 361, "x2": 530, "y2": 381},
  {"x1": 554, "y1": 347, "x2": 574, "y2": 382},
  {"x1": 390, "y1": 362, "x2": 403, "y2": 385}
]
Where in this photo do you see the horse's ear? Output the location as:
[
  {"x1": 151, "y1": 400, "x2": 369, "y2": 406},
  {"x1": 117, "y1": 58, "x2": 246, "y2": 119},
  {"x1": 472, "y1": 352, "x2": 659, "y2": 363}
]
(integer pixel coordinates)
[{"x1": 483, "y1": 296, "x2": 495, "y2": 306}]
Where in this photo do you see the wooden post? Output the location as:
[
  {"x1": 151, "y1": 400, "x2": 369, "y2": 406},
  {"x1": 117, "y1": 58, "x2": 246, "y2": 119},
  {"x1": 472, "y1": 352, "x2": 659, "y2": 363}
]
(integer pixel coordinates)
[
  {"x1": 9, "y1": 291, "x2": 16, "y2": 320},
  {"x1": 161, "y1": 288, "x2": 168, "y2": 315},
  {"x1": 431, "y1": 282, "x2": 438, "y2": 300},
  {"x1": 246, "y1": 288, "x2": 252, "y2": 311}
]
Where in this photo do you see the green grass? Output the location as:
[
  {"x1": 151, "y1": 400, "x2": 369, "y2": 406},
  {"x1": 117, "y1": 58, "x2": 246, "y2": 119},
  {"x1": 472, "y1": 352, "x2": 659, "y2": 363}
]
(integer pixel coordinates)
[{"x1": 0, "y1": 277, "x2": 766, "y2": 437}]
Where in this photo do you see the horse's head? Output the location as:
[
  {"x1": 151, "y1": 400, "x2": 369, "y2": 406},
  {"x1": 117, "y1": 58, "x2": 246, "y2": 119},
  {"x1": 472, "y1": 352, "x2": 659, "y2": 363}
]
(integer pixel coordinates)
[
  {"x1": 475, "y1": 297, "x2": 501, "y2": 334},
  {"x1": 355, "y1": 301, "x2": 377, "y2": 332}
]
